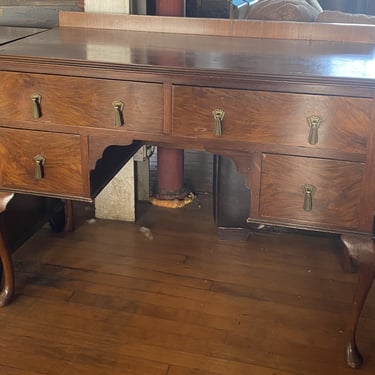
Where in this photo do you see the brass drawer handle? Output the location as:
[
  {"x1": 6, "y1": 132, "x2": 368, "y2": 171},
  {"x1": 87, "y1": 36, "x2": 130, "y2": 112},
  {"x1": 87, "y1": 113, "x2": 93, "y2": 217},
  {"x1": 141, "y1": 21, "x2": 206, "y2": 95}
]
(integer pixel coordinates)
[
  {"x1": 212, "y1": 108, "x2": 225, "y2": 136},
  {"x1": 307, "y1": 115, "x2": 321, "y2": 145},
  {"x1": 30, "y1": 93, "x2": 42, "y2": 119},
  {"x1": 34, "y1": 155, "x2": 46, "y2": 179},
  {"x1": 112, "y1": 100, "x2": 124, "y2": 127},
  {"x1": 302, "y1": 184, "x2": 316, "y2": 212}
]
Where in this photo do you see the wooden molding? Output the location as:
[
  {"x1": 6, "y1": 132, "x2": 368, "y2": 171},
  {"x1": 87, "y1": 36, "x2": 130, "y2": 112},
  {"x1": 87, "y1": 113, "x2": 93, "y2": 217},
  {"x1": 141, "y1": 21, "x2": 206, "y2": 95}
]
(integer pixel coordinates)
[{"x1": 59, "y1": 11, "x2": 375, "y2": 43}]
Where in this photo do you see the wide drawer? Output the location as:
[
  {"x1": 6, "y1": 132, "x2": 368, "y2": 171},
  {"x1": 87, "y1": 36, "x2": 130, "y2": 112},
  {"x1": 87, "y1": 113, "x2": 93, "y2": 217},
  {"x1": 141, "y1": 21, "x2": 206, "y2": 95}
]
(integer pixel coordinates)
[
  {"x1": 0, "y1": 128, "x2": 84, "y2": 197},
  {"x1": 258, "y1": 154, "x2": 364, "y2": 230},
  {"x1": 0, "y1": 72, "x2": 163, "y2": 133},
  {"x1": 172, "y1": 86, "x2": 371, "y2": 154}
]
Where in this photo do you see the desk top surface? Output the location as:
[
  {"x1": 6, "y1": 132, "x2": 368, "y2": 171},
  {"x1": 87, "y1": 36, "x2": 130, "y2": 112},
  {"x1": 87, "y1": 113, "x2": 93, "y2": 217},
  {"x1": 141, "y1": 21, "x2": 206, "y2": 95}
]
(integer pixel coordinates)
[
  {"x1": 0, "y1": 26, "x2": 46, "y2": 46},
  {"x1": 0, "y1": 26, "x2": 375, "y2": 86}
]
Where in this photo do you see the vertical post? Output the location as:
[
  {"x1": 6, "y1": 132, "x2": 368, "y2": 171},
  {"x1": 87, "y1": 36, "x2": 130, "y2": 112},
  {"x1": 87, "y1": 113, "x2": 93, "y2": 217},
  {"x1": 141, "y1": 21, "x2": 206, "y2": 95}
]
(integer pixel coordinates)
[
  {"x1": 77, "y1": 0, "x2": 84, "y2": 10},
  {"x1": 155, "y1": 0, "x2": 187, "y2": 200},
  {"x1": 156, "y1": 0, "x2": 185, "y2": 16}
]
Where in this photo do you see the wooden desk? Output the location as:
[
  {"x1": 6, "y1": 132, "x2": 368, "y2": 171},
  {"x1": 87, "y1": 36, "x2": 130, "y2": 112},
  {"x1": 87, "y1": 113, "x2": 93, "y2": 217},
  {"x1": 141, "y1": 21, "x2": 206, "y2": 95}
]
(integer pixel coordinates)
[
  {"x1": 0, "y1": 26, "x2": 50, "y2": 305},
  {"x1": 1, "y1": 13, "x2": 375, "y2": 369},
  {"x1": 0, "y1": 26, "x2": 45, "y2": 45}
]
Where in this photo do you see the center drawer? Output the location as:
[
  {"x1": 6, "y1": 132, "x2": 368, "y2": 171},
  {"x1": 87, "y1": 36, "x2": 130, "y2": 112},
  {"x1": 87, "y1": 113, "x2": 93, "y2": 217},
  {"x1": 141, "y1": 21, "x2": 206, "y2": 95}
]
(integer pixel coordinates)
[
  {"x1": 172, "y1": 86, "x2": 371, "y2": 155},
  {"x1": 0, "y1": 72, "x2": 163, "y2": 133},
  {"x1": 258, "y1": 154, "x2": 364, "y2": 230},
  {"x1": 0, "y1": 128, "x2": 85, "y2": 197}
]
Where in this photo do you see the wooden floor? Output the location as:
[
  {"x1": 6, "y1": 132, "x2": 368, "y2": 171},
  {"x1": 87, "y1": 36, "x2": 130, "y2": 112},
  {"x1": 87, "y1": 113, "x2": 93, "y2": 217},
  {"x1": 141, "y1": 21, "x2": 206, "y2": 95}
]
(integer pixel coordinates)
[{"x1": 1, "y1": 196, "x2": 375, "y2": 375}]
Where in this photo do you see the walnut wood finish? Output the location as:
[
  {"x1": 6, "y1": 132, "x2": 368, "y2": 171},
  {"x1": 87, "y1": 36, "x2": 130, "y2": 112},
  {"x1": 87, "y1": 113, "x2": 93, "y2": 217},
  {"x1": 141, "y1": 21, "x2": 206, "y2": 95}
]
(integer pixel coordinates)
[
  {"x1": 172, "y1": 86, "x2": 371, "y2": 155},
  {"x1": 341, "y1": 235, "x2": 375, "y2": 369},
  {"x1": 1, "y1": 14, "x2": 375, "y2": 368},
  {"x1": 0, "y1": 26, "x2": 52, "y2": 307},
  {"x1": 59, "y1": 11, "x2": 375, "y2": 43},
  {"x1": 0, "y1": 193, "x2": 14, "y2": 306},
  {"x1": 0, "y1": 26, "x2": 45, "y2": 45},
  {"x1": 0, "y1": 72, "x2": 164, "y2": 132},
  {"x1": 259, "y1": 154, "x2": 363, "y2": 231},
  {"x1": 0, "y1": 128, "x2": 85, "y2": 198}
]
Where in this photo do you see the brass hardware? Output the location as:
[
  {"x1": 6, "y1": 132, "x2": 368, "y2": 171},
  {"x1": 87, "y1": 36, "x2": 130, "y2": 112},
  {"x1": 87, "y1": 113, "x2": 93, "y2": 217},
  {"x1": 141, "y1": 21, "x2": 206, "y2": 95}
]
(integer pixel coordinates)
[
  {"x1": 302, "y1": 184, "x2": 316, "y2": 212},
  {"x1": 30, "y1": 93, "x2": 42, "y2": 119},
  {"x1": 307, "y1": 115, "x2": 321, "y2": 145},
  {"x1": 112, "y1": 100, "x2": 124, "y2": 127},
  {"x1": 212, "y1": 108, "x2": 225, "y2": 136},
  {"x1": 33, "y1": 155, "x2": 46, "y2": 179}
]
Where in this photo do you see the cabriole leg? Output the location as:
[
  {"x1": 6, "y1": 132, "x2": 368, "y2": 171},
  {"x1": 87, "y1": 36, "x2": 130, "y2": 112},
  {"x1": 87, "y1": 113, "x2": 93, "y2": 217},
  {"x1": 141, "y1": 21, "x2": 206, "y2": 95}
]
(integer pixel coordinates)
[
  {"x1": 0, "y1": 193, "x2": 15, "y2": 306},
  {"x1": 341, "y1": 234, "x2": 375, "y2": 369}
]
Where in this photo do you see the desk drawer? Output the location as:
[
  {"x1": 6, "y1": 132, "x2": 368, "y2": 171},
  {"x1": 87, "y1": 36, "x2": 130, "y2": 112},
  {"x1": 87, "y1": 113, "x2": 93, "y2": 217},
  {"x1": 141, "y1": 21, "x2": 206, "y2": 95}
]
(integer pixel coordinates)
[
  {"x1": 0, "y1": 128, "x2": 84, "y2": 196},
  {"x1": 0, "y1": 72, "x2": 163, "y2": 133},
  {"x1": 259, "y1": 154, "x2": 363, "y2": 230},
  {"x1": 172, "y1": 86, "x2": 371, "y2": 154}
]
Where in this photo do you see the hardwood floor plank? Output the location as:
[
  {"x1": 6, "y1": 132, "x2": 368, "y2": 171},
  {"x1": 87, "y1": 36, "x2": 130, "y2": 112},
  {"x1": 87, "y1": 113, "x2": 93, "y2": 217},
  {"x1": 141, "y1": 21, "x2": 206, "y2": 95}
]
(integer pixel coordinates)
[
  {"x1": 0, "y1": 318, "x2": 168, "y2": 375},
  {"x1": 0, "y1": 365, "x2": 46, "y2": 375},
  {"x1": 0, "y1": 199, "x2": 374, "y2": 374}
]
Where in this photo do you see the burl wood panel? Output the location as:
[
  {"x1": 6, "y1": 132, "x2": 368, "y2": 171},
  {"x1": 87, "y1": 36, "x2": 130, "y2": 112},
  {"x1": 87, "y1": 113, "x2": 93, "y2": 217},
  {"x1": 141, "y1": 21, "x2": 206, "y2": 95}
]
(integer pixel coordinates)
[
  {"x1": 0, "y1": 128, "x2": 84, "y2": 197},
  {"x1": 259, "y1": 154, "x2": 364, "y2": 230},
  {"x1": 0, "y1": 72, "x2": 164, "y2": 133},
  {"x1": 172, "y1": 86, "x2": 371, "y2": 155}
]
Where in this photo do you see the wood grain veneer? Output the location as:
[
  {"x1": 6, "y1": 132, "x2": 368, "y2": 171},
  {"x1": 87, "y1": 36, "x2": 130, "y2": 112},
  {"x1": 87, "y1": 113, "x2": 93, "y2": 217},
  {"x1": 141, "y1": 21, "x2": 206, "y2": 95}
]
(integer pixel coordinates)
[
  {"x1": 59, "y1": 11, "x2": 375, "y2": 43},
  {"x1": 1, "y1": 14, "x2": 375, "y2": 368}
]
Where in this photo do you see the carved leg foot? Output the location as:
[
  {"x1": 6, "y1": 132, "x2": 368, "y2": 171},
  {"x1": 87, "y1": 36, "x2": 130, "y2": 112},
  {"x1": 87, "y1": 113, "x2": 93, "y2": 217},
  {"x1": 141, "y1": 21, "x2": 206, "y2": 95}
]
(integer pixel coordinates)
[
  {"x1": 346, "y1": 341, "x2": 363, "y2": 369},
  {"x1": 0, "y1": 228, "x2": 14, "y2": 306},
  {"x1": 341, "y1": 235, "x2": 375, "y2": 369},
  {"x1": 0, "y1": 193, "x2": 15, "y2": 306}
]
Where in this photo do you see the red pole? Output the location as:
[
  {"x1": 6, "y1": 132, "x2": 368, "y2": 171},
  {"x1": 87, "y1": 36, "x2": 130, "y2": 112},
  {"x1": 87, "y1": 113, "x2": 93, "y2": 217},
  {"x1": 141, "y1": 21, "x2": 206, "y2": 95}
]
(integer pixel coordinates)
[
  {"x1": 77, "y1": 0, "x2": 84, "y2": 10},
  {"x1": 156, "y1": 0, "x2": 185, "y2": 16},
  {"x1": 155, "y1": 0, "x2": 187, "y2": 200}
]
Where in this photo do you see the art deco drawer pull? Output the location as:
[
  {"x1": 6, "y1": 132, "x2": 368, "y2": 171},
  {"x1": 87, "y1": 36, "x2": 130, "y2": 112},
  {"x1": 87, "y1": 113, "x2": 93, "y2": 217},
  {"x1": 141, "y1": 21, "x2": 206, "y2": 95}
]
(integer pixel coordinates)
[
  {"x1": 307, "y1": 115, "x2": 321, "y2": 145},
  {"x1": 212, "y1": 108, "x2": 225, "y2": 136},
  {"x1": 30, "y1": 93, "x2": 42, "y2": 119},
  {"x1": 302, "y1": 184, "x2": 316, "y2": 212},
  {"x1": 33, "y1": 155, "x2": 46, "y2": 179},
  {"x1": 112, "y1": 100, "x2": 124, "y2": 127}
]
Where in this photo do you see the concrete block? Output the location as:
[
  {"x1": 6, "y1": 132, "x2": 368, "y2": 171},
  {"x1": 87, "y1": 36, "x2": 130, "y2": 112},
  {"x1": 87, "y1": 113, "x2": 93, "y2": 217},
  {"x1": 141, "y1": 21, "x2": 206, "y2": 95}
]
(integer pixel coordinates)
[{"x1": 95, "y1": 159, "x2": 135, "y2": 222}]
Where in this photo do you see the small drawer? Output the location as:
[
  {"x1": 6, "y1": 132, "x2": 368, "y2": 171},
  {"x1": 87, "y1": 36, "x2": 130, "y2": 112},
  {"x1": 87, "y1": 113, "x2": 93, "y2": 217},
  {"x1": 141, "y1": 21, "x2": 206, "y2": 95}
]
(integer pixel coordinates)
[
  {"x1": 0, "y1": 72, "x2": 163, "y2": 133},
  {"x1": 0, "y1": 128, "x2": 84, "y2": 197},
  {"x1": 259, "y1": 154, "x2": 364, "y2": 230},
  {"x1": 172, "y1": 86, "x2": 371, "y2": 155}
]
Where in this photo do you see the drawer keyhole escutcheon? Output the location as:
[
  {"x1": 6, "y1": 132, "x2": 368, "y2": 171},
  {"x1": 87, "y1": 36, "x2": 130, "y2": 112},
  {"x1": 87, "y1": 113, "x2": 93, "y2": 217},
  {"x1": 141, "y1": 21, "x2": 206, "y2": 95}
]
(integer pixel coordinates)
[
  {"x1": 307, "y1": 115, "x2": 321, "y2": 145},
  {"x1": 112, "y1": 100, "x2": 124, "y2": 127},
  {"x1": 212, "y1": 108, "x2": 225, "y2": 136},
  {"x1": 302, "y1": 184, "x2": 316, "y2": 212},
  {"x1": 31, "y1": 93, "x2": 42, "y2": 119},
  {"x1": 33, "y1": 155, "x2": 46, "y2": 179}
]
